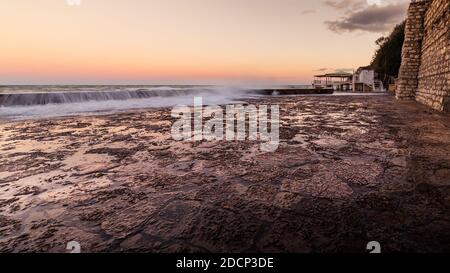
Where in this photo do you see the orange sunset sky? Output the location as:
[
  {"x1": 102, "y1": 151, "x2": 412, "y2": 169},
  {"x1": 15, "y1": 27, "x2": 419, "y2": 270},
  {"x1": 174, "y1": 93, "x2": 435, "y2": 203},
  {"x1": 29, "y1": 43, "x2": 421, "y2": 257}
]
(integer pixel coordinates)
[{"x1": 0, "y1": 0, "x2": 410, "y2": 85}]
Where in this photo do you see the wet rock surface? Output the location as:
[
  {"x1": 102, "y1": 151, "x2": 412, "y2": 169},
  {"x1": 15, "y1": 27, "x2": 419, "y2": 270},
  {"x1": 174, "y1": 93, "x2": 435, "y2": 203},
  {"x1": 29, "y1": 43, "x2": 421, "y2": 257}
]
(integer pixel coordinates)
[{"x1": 0, "y1": 95, "x2": 449, "y2": 253}]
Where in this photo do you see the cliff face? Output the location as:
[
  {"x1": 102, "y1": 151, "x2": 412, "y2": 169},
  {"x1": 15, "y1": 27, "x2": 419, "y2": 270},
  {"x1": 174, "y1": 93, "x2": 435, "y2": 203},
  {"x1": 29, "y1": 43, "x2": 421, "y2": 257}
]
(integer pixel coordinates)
[{"x1": 397, "y1": 0, "x2": 450, "y2": 112}]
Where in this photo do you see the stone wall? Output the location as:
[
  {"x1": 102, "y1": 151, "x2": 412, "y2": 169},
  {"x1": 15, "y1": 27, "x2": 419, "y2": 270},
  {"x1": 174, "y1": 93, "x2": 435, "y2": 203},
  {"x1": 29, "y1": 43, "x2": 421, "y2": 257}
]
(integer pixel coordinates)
[
  {"x1": 416, "y1": 0, "x2": 450, "y2": 111},
  {"x1": 397, "y1": 0, "x2": 450, "y2": 112},
  {"x1": 397, "y1": 0, "x2": 430, "y2": 100}
]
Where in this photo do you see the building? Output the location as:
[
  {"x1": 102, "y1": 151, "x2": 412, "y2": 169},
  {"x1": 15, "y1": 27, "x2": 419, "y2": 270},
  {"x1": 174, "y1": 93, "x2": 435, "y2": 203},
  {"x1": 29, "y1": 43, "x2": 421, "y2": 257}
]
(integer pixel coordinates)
[
  {"x1": 313, "y1": 72, "x2": 353, "y2": 91},
  {"x1": 313, "y1": 68, "x2": 385, "y2": 92},
  {"x1": 352, "y1": 66, "x2": 385, "y2": 92}
]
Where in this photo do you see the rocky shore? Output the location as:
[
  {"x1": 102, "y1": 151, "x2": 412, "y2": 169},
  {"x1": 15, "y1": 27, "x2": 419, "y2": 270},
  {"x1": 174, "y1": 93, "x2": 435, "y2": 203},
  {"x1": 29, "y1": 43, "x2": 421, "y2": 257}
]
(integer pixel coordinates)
[{"x1": 0, "y1": 95, "x2": 449, "y2": 252}]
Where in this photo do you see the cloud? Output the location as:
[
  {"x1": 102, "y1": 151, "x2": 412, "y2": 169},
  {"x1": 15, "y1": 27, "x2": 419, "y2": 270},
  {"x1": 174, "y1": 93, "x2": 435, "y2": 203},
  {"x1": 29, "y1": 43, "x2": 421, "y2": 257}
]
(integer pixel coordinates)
[
  {"x1": 334, "y1": 68, "x2": 354, "y2": 73},
  {"x1": 325, "y1": 2, "x2": 409, "y2": 33},
  {"x1": 323, "y1": 0, "x2": 366, "y2": 10},
  {"x1": 301, "y1": 9, "x2": 317, "y2": 15},
  {"x1": 313, "y1": 67, "x2": 355, "y2": 73}
]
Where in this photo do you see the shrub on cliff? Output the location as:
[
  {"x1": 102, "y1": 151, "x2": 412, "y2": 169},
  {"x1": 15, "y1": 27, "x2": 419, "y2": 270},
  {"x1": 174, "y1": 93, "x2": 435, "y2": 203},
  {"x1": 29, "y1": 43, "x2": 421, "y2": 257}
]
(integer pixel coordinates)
[{"x1": 370, "y1": 21, "x2": 406, "y2": 85}]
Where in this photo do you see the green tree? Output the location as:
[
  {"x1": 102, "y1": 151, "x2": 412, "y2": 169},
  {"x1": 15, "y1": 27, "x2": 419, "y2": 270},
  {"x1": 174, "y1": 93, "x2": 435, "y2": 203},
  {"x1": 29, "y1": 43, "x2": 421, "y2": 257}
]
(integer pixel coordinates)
[{"x1": 370, "y1": 21, "x2": 406, "y2": 85}]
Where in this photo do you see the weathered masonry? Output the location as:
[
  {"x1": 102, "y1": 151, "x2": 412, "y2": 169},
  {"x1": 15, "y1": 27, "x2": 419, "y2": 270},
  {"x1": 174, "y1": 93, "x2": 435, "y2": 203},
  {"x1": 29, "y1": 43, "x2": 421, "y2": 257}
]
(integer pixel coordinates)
[{"x1": 397, "y1": 0, "x2": 450, "y2": 112}]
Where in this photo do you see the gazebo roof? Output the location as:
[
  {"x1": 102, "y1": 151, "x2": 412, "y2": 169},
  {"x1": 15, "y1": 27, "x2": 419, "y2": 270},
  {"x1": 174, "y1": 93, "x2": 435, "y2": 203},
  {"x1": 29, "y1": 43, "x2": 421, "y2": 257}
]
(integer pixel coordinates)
[{"x1": 314, "y1": 72, "x2": 353, "y2": 78}]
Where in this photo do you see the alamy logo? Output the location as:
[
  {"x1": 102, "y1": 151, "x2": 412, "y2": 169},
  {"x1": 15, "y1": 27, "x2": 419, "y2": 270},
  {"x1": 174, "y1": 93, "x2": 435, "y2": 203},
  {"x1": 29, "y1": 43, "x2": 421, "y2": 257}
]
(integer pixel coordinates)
[{"x1": 171, "y1": 97, "x2": 280, "y2": 152}]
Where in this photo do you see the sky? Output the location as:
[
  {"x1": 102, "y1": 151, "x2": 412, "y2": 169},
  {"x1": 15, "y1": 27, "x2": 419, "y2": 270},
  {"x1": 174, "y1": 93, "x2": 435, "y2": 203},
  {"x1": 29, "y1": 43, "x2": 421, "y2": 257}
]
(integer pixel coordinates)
[{"x1": 0, "y1": 0, "x2": 410, "y2": 85}]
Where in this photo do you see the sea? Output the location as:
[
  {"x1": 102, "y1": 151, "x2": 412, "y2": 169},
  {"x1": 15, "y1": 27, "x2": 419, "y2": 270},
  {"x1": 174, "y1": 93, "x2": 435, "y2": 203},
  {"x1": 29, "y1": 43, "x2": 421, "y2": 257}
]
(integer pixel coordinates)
[{"x1": 0, "y1": 85, "x2": 312, "y2": 119}]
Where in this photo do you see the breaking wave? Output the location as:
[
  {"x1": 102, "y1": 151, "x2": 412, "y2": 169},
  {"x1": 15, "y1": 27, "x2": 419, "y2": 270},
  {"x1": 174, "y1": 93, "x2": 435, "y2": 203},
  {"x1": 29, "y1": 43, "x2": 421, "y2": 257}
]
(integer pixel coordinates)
[
  {"x1": 0, "y1": 86, "x2": 256, "y2": 119},
  {"x1": 0, "y1": 86, "x2": 238, "y2": 107}
]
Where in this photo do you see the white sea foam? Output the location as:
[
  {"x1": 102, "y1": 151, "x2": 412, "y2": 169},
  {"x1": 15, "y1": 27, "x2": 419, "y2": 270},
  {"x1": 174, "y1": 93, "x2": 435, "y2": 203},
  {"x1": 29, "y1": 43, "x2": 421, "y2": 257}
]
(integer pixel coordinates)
[{"x1": 0, "y1": 86, "x2": 254, "y2": 119}]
